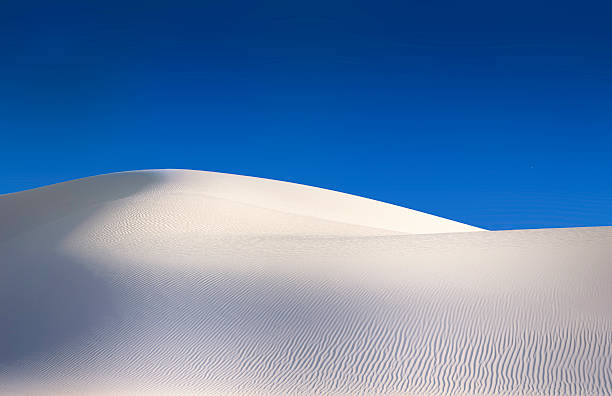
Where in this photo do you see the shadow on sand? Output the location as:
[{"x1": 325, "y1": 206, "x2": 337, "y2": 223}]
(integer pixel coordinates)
[{"x1": 0, "y1": 171, "x2": 160, "y2": 368}]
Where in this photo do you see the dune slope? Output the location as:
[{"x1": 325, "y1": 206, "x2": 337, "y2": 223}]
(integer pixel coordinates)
[{"x1": 1, "y1": 170, "x2": 611, "y2": 395}]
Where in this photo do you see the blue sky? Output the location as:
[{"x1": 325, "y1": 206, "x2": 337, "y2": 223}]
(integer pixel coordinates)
[{"x1": 1, "y1": 1, "x2": 611, "y2": 230}]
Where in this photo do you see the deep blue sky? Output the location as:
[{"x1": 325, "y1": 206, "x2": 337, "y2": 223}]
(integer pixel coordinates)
[{"x1": 1, "y1": 1, "x2": 611, "y2": 230}]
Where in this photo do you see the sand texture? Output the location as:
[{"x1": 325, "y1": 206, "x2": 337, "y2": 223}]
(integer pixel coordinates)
[{"x1": 1, "y1": 170, "x2": 611, "y2": 395}]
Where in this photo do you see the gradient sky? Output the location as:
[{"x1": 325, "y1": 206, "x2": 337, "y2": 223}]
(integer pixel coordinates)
[{"x1": 1, "y1": 1, "x2": 611, "y2": 230}]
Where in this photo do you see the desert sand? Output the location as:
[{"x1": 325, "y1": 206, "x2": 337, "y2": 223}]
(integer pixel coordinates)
[{"x1": 1, "y1": 169, "x2": 611, "y2": 395}]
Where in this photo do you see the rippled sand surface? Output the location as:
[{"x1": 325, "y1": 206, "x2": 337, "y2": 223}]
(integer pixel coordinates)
[{"x1": 2, "y1": 170, "x2": 611, "y2": 395}]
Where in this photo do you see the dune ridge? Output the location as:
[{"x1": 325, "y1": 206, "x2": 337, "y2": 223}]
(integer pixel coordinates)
[{"x1": 1, "y1": 170, "x2": 611, "y2": 395}]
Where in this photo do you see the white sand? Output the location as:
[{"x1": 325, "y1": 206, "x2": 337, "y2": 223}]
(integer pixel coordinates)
[{"x1": 1, "y1": 169, "x2": 611, "y2": 395}]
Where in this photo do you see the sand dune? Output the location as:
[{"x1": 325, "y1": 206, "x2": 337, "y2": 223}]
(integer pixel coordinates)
[{"x1": 1, "y1": 170, "x2": 611, "y2": 395}]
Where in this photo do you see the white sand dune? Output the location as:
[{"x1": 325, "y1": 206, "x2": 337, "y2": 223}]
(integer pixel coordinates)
[{"x1": 1, "y1": 169, "x2": 611, "y2": 395}]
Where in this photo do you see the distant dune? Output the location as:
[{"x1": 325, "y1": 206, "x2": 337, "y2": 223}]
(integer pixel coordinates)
[{"x1": 1, "y1": 170, "x2": 611, "y2": 395}]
